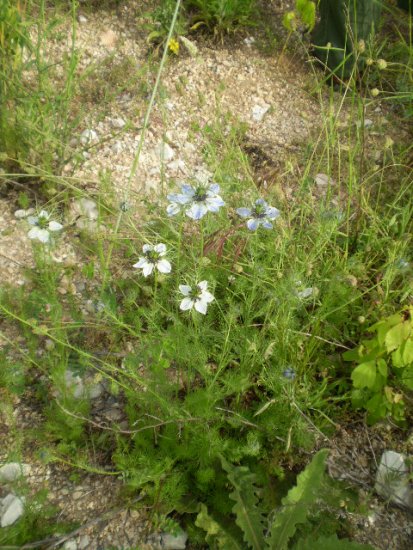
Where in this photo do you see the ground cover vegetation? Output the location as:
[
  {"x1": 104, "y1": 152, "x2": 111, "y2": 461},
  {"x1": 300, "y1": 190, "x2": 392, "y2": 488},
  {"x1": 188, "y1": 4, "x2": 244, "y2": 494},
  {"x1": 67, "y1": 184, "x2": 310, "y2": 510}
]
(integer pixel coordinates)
[{"x1": 0, "y1": 0, "x2": 412, "y2": 547}]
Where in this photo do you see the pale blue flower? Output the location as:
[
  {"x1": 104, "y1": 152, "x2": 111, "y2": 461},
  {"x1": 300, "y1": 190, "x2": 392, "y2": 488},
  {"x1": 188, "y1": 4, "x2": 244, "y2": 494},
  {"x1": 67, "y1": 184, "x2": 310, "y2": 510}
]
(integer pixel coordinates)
[
  {"x1": 236, "y1": 199, "x2": 280, "y2": 230},
  {"x1": 179, "y1": 280, "x2": 214, "y2": 315},
  {"x1": 282, "y1": 367, "x2": 296, "y2": 380},
  {"x1": 27, "y1": 210, "x2": 63, "y2": 243},
  {"x1": 167, "y1": 182, "x2": 225, "y2": 220},
  {"x1": 133, "y1": 243, "x2": 172, "y2": 277}
]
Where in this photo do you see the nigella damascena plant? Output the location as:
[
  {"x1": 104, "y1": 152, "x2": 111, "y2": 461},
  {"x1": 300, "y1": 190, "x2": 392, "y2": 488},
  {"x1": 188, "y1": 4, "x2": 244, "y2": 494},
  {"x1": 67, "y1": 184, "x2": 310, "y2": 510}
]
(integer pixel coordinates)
[
  {"x1": 27, "y1": 210, "x2": 63, "y2": 243},
  {"x1": 236, "y1": 198, "x2": 280, "y2": 230},
  {"x1": 166, "y1": 181, "x2": 225, "y2": 220},
  {"x1": 179, "y1": 281, "x2": 215, "y2": 315},
  {"x1": 133, "y1": 244, "x2": 172, "y2": 277}
]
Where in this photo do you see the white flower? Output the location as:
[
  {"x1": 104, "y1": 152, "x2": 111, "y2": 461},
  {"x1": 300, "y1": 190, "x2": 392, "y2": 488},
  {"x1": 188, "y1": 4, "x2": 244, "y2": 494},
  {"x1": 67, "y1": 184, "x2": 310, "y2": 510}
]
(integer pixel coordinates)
[
  {"x1": 167, "y1": 181, "x2": 225, "y2": 220},
  {"x1": 179, "y1": 280, "x2": 215, "y2": 315},
  {"x1": 297, "y1": 287, "x2": 318, "y2": 299},
  {"x1": 27, "y1": 210, "x2": 63, "y2": 243},
  {"x1": 236, "y1": 199, "x2": 280, "y2": 230},
  {"x1": 133, "y1": 243, "x2": 172, "y2": 277}
]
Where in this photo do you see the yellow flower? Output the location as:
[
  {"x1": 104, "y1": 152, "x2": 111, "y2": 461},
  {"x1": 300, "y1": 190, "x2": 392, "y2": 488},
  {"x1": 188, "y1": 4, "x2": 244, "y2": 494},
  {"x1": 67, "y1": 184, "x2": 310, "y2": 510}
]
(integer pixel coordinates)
[{"x1": 168, "y1": 38, "x2": 179, "y2": 55}]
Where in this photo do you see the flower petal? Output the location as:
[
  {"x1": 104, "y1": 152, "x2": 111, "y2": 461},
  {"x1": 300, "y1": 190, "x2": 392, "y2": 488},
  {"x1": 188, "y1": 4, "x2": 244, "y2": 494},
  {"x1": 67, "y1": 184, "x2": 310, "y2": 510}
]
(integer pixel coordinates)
[
  {"x1": 142, "y1": 263, "x2": 154, "y2": 277},
  {"x1": 180, "y1": 297, "x2": 194, "y2": 311},
  {"x1": 37, "y1": 229, "x2": 51, "y2": 243},
  {"x1": 255, "y1": 199, "x2": 267, "y2": 207},
  {"x1": 27, "y1": 216, "x2": 38, "y2": 226},
  {"x1": 179, "y1": 284, "x2": 192, "y2": 296},
  {"x1": 197, "y1": 280, "x2": 208, "y2": 291},
  {"x1": 28, "y1": 227, "x2": 41, "y2": 240},
  {"x1": 236, "y1": 207, "x2": 252, "y2": 218},
  {"x1": 39, "y1": 210, "x2": 50, "y2": 219},
  {"x1": 186, "y1": 202, "x2": 208, "y2": 220},
  {"x1": 156, "y1": 259, "x2": 171, "y2": 274},
  {"x1": 180, "y1": 184, "x2": 195, "y2": 196},
  {"x1": 167, "y1": 203, "x2": 181, "y2": 217},
  {"x1": 265, "y1": 206, "x2": 280, "y2": 220},
  {"x1": 247, "y1": 218, "x2": 260, "y2": 231},
  {"x1": 201, "y1": 290, "x2": 214, "y2": 303},
  {"x1": 167, "y1": 192, "x2": 192, "y2": 205},
  {"x1": 194, "y1": 299, "x2": 208, "y2": 315},
  {"x1": 48, "y1": 221, "x2": 63, "y2": 232},
  {"x1": 206, "y1": 196, "x2": 225, "y2": 212},
  {"x1": 208, "y1": 183, "x2": 220, "y2": 194},
  {"x1": 142, "y1": 244, "x2": 153, "y2": 253},
  {"x1": 261, "y1": 220, "x2": 273, "y2": 230},
  {"x1": 154, "y1": 243, "x2": 167, "y2": 255},
  {"x1": 133, "y1": 257, "x2": 147, "y2": 268}
]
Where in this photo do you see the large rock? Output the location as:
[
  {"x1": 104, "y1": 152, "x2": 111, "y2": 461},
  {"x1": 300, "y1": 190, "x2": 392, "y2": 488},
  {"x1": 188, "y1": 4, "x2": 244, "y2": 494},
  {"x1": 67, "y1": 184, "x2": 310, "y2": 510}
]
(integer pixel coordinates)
[
  {"x1": 375, "y1": 451, "x2": 413, "y2": 508},
  {"x1": 0, "y1": 463, "x2": 28, "y2": 483},
  {"x1": 1, "y1": 494, "x2": 24, "y2": 527}
]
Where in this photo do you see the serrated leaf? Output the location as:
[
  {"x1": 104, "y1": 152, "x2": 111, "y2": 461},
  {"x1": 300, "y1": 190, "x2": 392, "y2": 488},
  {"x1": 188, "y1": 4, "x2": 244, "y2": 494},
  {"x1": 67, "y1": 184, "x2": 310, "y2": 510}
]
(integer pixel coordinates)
[
  {"x1": 221, "y1": 458, "x2": 266, "y2": 550},
  {"x1": 268, "y1": 450, "x2": 329, "y2": 549},
  {"x1": 195, "y1": 504, "x2": 243, "y2": 550},
  {"x1": 293, "y1": 533, "x2": 375, "y2": 550},
  {"x1": 351, "y1": 361, "x2": 376, "y2": 389}
]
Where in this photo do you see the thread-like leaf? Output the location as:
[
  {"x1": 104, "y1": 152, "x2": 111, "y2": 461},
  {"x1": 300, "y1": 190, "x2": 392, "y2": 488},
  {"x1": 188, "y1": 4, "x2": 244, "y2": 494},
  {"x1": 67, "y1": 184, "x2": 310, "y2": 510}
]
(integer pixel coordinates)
[
  {"x1": 221, "y1": 458, "x2": 266, "y2": 550},
  {"x1": 268, "y1": 449, "x2": 329, "y2": 549}
]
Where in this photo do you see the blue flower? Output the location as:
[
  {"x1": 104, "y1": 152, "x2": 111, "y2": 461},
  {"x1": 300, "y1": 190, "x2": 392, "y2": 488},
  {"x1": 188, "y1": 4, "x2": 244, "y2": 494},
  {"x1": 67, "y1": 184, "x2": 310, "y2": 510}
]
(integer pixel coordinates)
[
  {"x1": 282, "y1": 367, "x2": 296, "y2": 380},
  {"x1": 236, "y1": 199, "x2": 280, "y2": 230},
  {"x1": 167, "y1": 182, "x2": 225, "y2": 220}
]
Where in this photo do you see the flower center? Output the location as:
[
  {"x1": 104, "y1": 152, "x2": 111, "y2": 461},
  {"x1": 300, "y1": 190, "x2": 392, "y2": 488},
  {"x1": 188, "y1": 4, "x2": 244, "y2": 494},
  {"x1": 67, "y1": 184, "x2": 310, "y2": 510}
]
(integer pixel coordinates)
[
  {"x1": 145, "y1": 250, "x2": 161, "y2": 264},
  {"x1": 37, "y1": 216, "x2": 49, "y2": 229},
  {"x1": 193, "y1": 186, "x2": 208, "y2": 202},
  {"x1": 189, "y1": 288, "x2": 202, "y2": 300},
  {"x1": 252, "y1": 204, "x2": 266, "y2": 218}
]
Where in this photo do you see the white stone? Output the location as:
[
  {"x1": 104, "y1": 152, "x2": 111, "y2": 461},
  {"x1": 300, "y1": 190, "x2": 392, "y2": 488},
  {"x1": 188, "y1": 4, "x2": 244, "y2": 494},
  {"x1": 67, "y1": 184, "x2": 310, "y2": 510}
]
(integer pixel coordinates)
[
  {"x1": 88, "y1": 382, "x2": 104, "y2": 400},
  {"x1": 64, "y1": 370, "x2": 85, "y2": 399},
  {"x1": 0, "y1": 463, "x2": 27, "y2": 483},
  {"x1": 112, "y1": 140, "x2": 123, "y2": 154},
  {"x1": 14, "y1": 209, "x2": 28, "y2": 219},
  {"x1": 156, "y1": 142, "x2": 175, "y2": 162},
  {"x1": 63, "y1": 541, "x2": 78, "y2": 550},
  {"x1": 315, "y1": 173, "x2": 335, "y2": 186},
  {"x1": 161, "y1": 531, "x2": 188, "y2": 549},
  {"x1": 74, "y1": 198, "x2": 99, "y2": 220},
  {"x1": 252, "y1": 103, "x2": 271, "y2": 122},
  {"x1": 111, "y1": 117, "x2": 126, "y2": 129},
  {"x1": 375, "y1": 451, "x2": 412, "y2": 508},
  {"x1": 80, "y1": 129, "x2": 98, "y2": 145},
  {"x1": 1, "y1": 494, "x2": 24, "y2": 527},
  {"x1": 167, "y1": 159, "x2": 186, "y2": 172},
  {"x1": 78, "y1": 534, "x2": 90, "y2": 549}
]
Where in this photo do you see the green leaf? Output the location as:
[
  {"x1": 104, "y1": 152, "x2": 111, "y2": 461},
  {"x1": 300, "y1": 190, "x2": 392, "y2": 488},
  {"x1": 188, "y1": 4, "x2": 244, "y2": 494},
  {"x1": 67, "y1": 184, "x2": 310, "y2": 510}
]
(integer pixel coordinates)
[
  {"x1": 221, "y1": 458, "x2": 266, "y2": 550},
  {"x1": 401, "y1": 365, "x2": 413, "y2": 390},
  {"x1": 351, "y1": 361, "x2": 376, "y2": 389},
  {"x1": 342, "y1": 347, "x2": 361, "y2": 362},
  {"x1": 195, "y1": 504, "x2": 243, "y2": 550},
  {"x1": 282, "y1": 11, "x2": 297, "y2": 31},
  {"x1": 385, "y1": 322, "x2": 411, "y2": 353},
  {"x1": 377, "y1": 359, "x2": 387, "y2": 378},
  {"x1": 391, "y1": 344, "x2": 405, "y2": 368},
  {"x1": 296, "y1": 0, "x2": 316, "y2": 31},
  {"x1": 293, "y1": 534, "x2": 375, "y2": 549},
  {"x1": 268, "y1": 450, "x2": 329, "y2": 549},
  {"x1": 402, "y1": 338, "x2": 413, "y2": 364}
]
